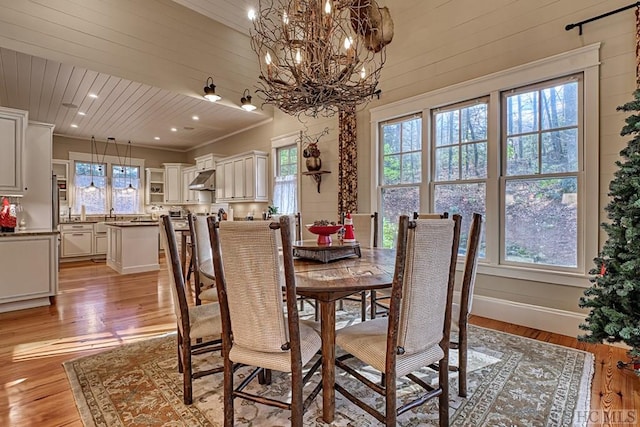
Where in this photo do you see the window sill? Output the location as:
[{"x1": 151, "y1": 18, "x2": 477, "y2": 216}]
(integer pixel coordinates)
[{"x1": 475, "y1": 263, "x2": 591, "y2": 288}]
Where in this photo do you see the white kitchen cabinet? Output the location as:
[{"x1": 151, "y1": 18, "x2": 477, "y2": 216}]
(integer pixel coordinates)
[
  {"x1": 22, "y1": 122, "x2": 55, "y2": 230},
  {"x1": 95, "y1": 234, "x2": 107, "y2": 254},
  {"x1": 0, "y1": 107, "x2": 27, "y2": 195},
  {"x1": 106, "y1": 223, "x2": 159, "y2": 274},
  {"x1": 182, "y1": 166, "x2": 196, "y2": 203},
  {"x1": 145, "y1": 168, "x2": 165, "y2": 205},
  {"x1": 216, "y1": 151, "x2": 268, "y2": 202},
  {"x1": 60, "y1": 223, "x2": 93, "y2": 257},
  {"x1": 215, "y1": 167, "x2": 225, "y2": 200},
  {"x1": 195, "y1": 153, "x2": 216, "y2": 171},
  {"x1": 163, "y1": 163, "x2": 190, "y2": 204},
  {"x1": 0, "y1": 232, "x2": 58, "y2": 313}
]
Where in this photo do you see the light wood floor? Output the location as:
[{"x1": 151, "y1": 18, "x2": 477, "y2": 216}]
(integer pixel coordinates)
[{"x1": 0, "y1": 259, "x2": 637, "y2": 426}]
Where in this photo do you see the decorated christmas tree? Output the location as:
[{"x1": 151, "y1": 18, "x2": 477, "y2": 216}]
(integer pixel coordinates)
[{"x1": 579, "y1": 90, "x2": 640, "y2": 371}]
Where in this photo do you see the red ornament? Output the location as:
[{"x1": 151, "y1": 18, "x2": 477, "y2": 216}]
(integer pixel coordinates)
[{"x1": 599, "y1": 264, "x2": 606, "y2": 276}]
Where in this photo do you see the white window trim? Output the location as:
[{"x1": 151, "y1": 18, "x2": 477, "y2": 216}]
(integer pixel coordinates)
[
  {"x1": 270, "y1": 132, "x2": 300, "y2": 210},
  {"x1": 370, "y1": 43, "x2": 600, "y2": 288},
  {"x1": 69, "y1": 151, "x2": 146, "y2": 214}
]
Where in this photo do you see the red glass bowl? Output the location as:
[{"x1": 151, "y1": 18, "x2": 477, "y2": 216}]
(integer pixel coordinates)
[{"x1": 306, "y1": 224, "x2": 343, "y2": 245}]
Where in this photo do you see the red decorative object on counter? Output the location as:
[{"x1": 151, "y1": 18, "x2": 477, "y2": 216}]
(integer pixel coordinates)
[
  {"x1": 0, "y1": 197, "x2": 17, "y2": 232},
  {"x1": 306, "y1": 224, "x2": 342, "y2": 245},
  {"x1": 343, "y1": 212, "x2": 356, "y2": 243}
]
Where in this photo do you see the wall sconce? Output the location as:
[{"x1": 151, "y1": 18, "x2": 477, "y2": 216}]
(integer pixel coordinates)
[
  {"x1": 203, "y1": 77, "x2": 221, "y2": 102},
  {"x1": 240, "y1": 89, "x2": 257, "y2": 111}
]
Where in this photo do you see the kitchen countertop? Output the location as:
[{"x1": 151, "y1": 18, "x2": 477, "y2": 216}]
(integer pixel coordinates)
[
  {"x1": 105, "y1": 221, "x2": 159, "y2": 227},
  {"x1": 59, "y1": 220, "x2": 99, "y2": 224},
  {"x1": 0, "y1": 229, "x2": 59, "y2": 237}
]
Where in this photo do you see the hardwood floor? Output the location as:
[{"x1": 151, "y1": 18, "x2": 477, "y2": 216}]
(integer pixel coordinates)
[{"x1": 0, "y1": 258, "x2": 637, "y2": 426}]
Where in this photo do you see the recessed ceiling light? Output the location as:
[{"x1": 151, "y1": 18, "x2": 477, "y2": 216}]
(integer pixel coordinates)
[
  {"x1": 154, "y1": 137, "x2": 160, "y2": 140},
  {"x1": 170, "y1": 127, "x2": 177, "y2": 132},
  {"x1": 88, "y1": 93, "x2": 98, "y2": 99},
  {"x1": 78, "y1": 111, "x2": 86, "y2": 116},
  {"x1": 192, "y1": 115, "x2": 199, "y2": 121},
  {"x1": 248, "y1": 9, "x2": 256, "y2": 20},
  {"x1": 70, "y1": 124, "x2": 78, "y2": 128}
]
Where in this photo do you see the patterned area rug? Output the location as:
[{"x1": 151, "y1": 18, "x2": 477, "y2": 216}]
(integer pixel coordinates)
[{"x1": 64, "y1": 310, "x2": 593, "y2": 426}]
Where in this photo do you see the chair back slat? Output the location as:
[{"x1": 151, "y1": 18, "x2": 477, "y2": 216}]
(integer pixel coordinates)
[
  {"x1": 396, "y1": 218, "x2": 456, "y2": 355},
  {"x1": 272, "y1": 213, "x2": 301, "y2": 246},
  {"x1": 460, "y1": 213, "x2": 483, "y2": 315},
  {"x1": 159, "y1": 216, "x2": 189, "y2": 332},
  {"x1": 215, "y1": 221, "x2": 288, "y2": 353},
  {"x1": 194, "y1": 214, "x2": 213, "y2": 264}
]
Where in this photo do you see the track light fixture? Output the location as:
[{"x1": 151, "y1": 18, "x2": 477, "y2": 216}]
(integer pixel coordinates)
[
  {"x1": 203, "y1": 77, "x2": 221, "y2": 102},
  {"x1": 240, "y1": 89, "x2": 257, "y2": 111}
]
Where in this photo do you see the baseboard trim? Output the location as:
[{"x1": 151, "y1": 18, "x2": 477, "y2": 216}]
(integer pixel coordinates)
[
  {"x1": 472, "y1": 295, "x2": 631, "y2": 350},
  {"x1": 471, "y1": 295, "x2": 586, "y2": 338}
]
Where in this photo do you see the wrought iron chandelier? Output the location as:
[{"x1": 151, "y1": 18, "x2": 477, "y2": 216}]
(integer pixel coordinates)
[{"x1": 249, "y1": 0, "x2": 393, "y2": 118}]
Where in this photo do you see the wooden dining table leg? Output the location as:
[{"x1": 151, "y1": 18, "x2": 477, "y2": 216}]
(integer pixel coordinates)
[{"x1": 319, "y1": 299, "x2": 336, "y2": 423}]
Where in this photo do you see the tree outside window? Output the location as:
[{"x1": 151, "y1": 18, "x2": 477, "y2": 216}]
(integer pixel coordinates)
[
  {"x1": 432, "y1": 99, "x2": 488, "y2": 256},
  {"x1": 502, "y1": 78, "x2": 580, "y2": 268},
  {"x1": 379, "y1": 116, "x2": 421, "y2": 248}
]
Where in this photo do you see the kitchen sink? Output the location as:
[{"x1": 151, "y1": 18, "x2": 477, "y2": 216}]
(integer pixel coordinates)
[{"x1": 130, "y1": 219, "x2": 158, "y2": 223}]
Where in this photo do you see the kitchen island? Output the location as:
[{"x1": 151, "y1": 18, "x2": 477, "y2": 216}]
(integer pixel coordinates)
[
  {"x1": 105, "y1": 222, "x2": 160, "y2": 274},
  {"x1": 0, "y1": 229, "x2": 59, "y2": 312}
]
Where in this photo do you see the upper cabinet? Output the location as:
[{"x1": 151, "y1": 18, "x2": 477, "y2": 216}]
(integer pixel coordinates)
[
  {"x1": 145, "y1": 168, "x2": 165, "y2": 205},
  {"x1": 0, "y1": 107, "x2": 27, "y2": 195},
  {"x1": 216, "y1": 151, "x2": 268, "y2": 203},
  {"x1": 194, "y1": 153, "x2": 216, "y2": 171},
  {"x1": 163, "y1": 163, "x2": 189, "y2": 204}
]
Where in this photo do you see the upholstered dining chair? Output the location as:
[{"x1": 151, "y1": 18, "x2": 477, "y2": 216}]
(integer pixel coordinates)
[
  {"x1": 208, "y1": 215, "x2": 323, "y2": 427},
  {"x1": 187, "y1": 213, "x2": 218, "y2": 305},
  {"x1": 450, "y1": 212, "x2": 483, "y2": 397},
  {"x1": 159, "y1": 215, "x2": 223, "y2": 405},
  {"x1": 334, "y1": 214, "x2": 461, "y2": 426},
  {"x1": 338, "y1": 212, "x2": 379, "y2": 321},
  {"x1": 370, "y1": 212, "x2": 448, "y2": 319}
]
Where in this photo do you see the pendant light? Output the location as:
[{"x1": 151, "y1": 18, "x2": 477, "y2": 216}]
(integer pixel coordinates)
[
  {"x1": 86, "y1": 136, "x2": 98, "y2": 192},
  {"x1": 240, "y1": 89, "x2": 257, "y2": 111},
  {"x1": 126, "y1": 141, "x2": 134, "y2": 193},
  {"x1": 203, "y1": 77, "x2": 221, "y2": 102}
]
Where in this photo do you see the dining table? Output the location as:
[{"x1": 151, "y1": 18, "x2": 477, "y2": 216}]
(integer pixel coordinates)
[{"x1": 200, "y1": 247, "x2": 396, "y2": 423}]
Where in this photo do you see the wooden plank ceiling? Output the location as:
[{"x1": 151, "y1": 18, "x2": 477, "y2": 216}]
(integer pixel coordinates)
[{"x1": 0, "y1": 0, "x2": 269, "y2": 152}]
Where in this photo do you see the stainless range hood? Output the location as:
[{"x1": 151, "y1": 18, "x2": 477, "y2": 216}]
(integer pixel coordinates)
[{"x1": 188, "y1": 169, "x2": 215, "y2": 191}]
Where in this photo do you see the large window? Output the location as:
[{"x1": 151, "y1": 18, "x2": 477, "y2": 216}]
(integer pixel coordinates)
[
  {"x1": 379, "y1": 115, "x2": 421, "y2": 248},
  {"x1": 273, "y1": 144, "x2": 298, "y2": 214},
  {"x1": 111, "y1": 164, "x2": 141, "y2": 214},
  {"x1": 502, "y1": 77, "x2": 579, "y2": 268},
  {"x1": 74, "y1": 161, "x2": 107, "y2": 214},
  {"x1": 70, "y1": 151, "x2": 144, "y2": 215},
  {"x1": 370, "y1": 45, "x2": 599, "y2": 285},
  {"x1": 432, "y1": 99, "x2": 488, "y2": 256}
]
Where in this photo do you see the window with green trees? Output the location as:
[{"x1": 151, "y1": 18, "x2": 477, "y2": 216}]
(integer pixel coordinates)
[{"x1": 379, "y1": 115, "x2": 421, "y2": 248}]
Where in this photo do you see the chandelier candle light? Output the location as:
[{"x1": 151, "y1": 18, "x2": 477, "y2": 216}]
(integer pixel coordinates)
[{"x1": 249, "y1": 0, "x2": 393, "y2": 117}]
